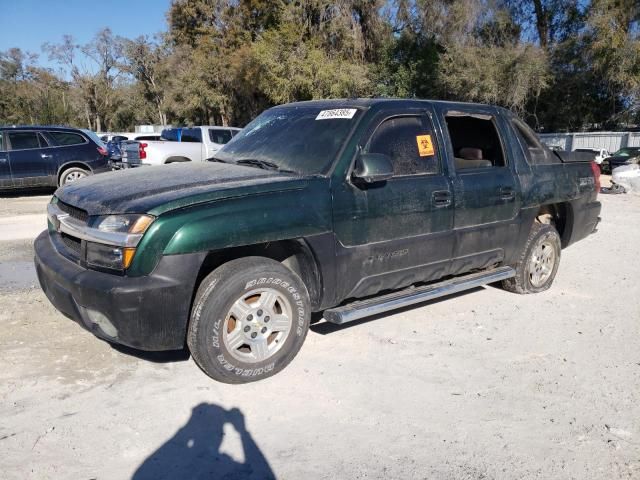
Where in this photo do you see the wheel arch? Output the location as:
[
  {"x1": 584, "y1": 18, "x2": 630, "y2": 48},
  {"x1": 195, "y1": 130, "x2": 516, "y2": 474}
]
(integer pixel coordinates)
[
  {"x1": 165, "y1": 156, "x2": 191, "y2": 164},
  {"x1": 57, "y1": 162, "x2": 91, "y2": 184},
  {"x1": 194, "y1": 239, "x2": 323, "y2": 311},
  {"x1": 535, "y1": 201, "x2": 573, "y2": 248}
]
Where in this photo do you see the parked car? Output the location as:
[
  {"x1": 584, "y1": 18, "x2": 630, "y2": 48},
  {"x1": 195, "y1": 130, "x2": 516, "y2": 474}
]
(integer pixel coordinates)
[
  {"x1": 0, "y1": 126, "x2": 110, "y2": 190},
  {"x1": 600, "y1": 147, "x2": 640, "y2": 174},
  {"x1": 574, "y1": 148, "x2": 610, "y2": 165},
  {"x1": 116, "y1": 126, "x2": 241, "y2": 167},
  {"x1": 35, "y1": 99, "x2": 601, "y2": 383}
]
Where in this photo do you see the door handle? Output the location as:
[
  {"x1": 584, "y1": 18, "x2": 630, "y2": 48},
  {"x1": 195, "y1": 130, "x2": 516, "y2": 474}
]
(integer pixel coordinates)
[
  {"x1": 432, "y1": 190, "x2": 452, "y2": 207},
  {"x1": 499, "y1": 187, "x2": 515, "y2": 199},
  {"x1": 41, "y1": 153, "x2": 53, "y2": 159}
]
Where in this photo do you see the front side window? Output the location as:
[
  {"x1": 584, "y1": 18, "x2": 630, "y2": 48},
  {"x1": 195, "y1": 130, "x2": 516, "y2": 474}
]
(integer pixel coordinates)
[
  {"x1": 48, "y1": 131, "x2": 85, "y2": 146},
  {"x1": 365, "y1": 116, "x2": 439, "y2": 176},
  {"x1": 8, "y1": 132, "x2": 40, "y2": 150},
  {"x1": 209, "y1": 129, "x2": 233, "y2": 145}
]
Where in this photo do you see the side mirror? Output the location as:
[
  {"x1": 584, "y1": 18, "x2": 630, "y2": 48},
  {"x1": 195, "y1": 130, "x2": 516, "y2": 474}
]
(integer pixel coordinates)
[{"x1": 352, "y1": 153, "x2": 394, "y2": 184}]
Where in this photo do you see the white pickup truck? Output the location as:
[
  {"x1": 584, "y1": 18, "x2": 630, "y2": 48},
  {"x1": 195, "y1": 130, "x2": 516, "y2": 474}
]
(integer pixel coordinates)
[{"x1": 120, "y1": 126, "x2": 241, "y2": 167}]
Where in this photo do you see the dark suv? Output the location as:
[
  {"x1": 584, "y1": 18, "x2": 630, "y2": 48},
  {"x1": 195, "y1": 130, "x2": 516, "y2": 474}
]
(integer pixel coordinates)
[{"x1": 0, "y1": 126, "x2": 111, "y2": 190}]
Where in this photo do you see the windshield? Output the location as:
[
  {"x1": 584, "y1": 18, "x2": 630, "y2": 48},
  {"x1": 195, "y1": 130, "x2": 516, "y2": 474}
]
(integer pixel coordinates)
[
  {"x1": 216, "y1": 106, "x2": 362, "y2": 175},
  {"x1": 613, "y1": 148, "x2": 640, "y2": 157}
]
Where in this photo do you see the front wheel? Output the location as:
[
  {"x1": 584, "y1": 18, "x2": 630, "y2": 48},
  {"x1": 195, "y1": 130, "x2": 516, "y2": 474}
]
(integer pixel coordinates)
[
  {"x1": 502, "y1": 223, "x2": 561, "y2": 294},
  {"x1": 187, "y1": 257, "x2": 311, "y2": 383}
]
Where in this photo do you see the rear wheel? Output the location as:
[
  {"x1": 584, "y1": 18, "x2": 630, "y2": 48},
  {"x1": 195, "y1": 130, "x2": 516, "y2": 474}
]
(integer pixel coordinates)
[
  {"x1": 59, "y1": 167, "x2": 89, "y2": 186},
  {"x1": 187, "y1": 257, "x2": 311, "y2": 383},
  {"x1": 502, "y1": 223, "x2": 561, "y2": 294}
]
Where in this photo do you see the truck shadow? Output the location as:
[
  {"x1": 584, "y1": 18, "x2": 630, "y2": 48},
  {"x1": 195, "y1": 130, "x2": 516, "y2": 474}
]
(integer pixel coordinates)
[
  {"x1": 311, "y1": 287, "x2": 486, "y2": 335},
  {"x1": 110, "y1": 344, "x2": 191, "y2": 363},
  {"x1": 132, "y1": 403, "x2": 275, "y2": 480}
]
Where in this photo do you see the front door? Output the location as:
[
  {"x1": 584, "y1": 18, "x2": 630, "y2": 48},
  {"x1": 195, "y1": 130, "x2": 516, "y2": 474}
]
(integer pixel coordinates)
[
  {"x1": 7, "y1": 130, "x2": 54, "y2": 187},
  {"x1": 332, "y1": 107, "x2": 455, "y2": 300}
]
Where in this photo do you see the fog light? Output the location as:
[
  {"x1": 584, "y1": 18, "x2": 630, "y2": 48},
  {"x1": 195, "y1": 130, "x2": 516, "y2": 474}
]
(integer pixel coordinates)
[{"x1": 84, "y1": 308, "x2": 117, "y2": 337}]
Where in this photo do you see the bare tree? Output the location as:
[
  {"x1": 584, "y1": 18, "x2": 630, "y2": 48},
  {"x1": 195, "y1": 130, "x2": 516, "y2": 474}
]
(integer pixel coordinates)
[{"x1": 43, "y1": 28, "x2": 125, "y2": 131}]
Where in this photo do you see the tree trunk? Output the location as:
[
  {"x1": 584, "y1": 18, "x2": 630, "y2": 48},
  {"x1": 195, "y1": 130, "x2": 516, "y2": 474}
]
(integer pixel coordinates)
[{"x1": 532, "y1": 0, "x2": 549, "y2": 49}]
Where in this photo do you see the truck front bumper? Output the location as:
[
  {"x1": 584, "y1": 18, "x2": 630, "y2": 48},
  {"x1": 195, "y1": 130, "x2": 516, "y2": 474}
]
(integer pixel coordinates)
[{"x1": 34, "y1": 230, "x2": 205, "y2": 351}]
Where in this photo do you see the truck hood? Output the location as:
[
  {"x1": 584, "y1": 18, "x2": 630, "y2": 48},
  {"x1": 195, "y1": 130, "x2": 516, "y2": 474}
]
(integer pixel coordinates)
[{"x1": 55, "y1": 163, "x2": 305, "y2": 216}]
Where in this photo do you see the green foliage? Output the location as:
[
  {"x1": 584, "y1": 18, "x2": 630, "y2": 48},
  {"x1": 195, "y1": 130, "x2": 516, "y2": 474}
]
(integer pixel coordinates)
[{"x1": 0, "y1": 0, "x2": 638, "y2": 132}]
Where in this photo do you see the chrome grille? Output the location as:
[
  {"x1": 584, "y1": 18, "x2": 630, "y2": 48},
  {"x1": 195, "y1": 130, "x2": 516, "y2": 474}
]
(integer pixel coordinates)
[
  {"x1": 60, "y1": 232, "x2": 82, "y2": 255},
  {"x1": 57, "y1": 201, "x2": 88, "y2": 223}
]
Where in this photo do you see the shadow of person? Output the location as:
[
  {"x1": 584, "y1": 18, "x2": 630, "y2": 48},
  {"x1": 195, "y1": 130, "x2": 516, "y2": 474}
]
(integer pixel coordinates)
[{"x1": 133, "y1": 403, "x2": 275, "y2": 480}]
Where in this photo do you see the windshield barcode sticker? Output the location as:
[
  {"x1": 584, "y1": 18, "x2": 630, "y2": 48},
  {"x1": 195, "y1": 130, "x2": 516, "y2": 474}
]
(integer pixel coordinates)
[{"x1": 315, "y1": 109, "x2": 357, "y2": 120}]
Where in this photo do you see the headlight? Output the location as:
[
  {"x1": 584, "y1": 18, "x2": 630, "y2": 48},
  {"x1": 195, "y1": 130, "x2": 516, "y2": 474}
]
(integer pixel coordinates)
[
  {"x1": 86, "y1": 242, "x2": 136, "y2": 270},
  {"x1": 93, "y1": 214, "x2": 154, "y2": 234},
  {"x1": 86, "y1": 214, "x2": 154, "y2": 271}
]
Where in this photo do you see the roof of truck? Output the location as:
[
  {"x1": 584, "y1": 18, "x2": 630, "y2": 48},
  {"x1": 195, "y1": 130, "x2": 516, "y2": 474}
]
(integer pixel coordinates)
[{"x1": 281, "y1": 97, "x2": 500, "y2": 111}]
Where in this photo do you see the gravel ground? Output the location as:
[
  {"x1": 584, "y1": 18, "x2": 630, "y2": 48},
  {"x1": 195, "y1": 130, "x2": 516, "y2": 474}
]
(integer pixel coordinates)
[{"x1": 0, "y1": 185, "x2": 638, "y2": 480}]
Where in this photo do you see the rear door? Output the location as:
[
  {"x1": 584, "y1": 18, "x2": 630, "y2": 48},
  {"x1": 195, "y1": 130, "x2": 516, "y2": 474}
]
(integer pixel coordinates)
[
  {"x1": 0, "y1": 132, "x2": 11, "y2": 188},
  {"x1": 180, "y1": 128, "x2": 205, "y2": 160},
  {"x1": 438, "y1": 106, "x2": 521, "y2": 274},
  {"x1": 7, "y1": 130, "x2": 55, "y2": 187},
  {"x1": 45, "y1": 130, "x2": 91, "y2": 168},
  {"x1": 332, "y1": 106, "x2": 455, "y2": 299}
]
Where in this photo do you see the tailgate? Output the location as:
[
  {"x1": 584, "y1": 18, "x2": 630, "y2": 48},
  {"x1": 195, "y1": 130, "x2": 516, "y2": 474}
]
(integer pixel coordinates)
[{"x1": 119, "y1": 141, "x2": 142, "y2": 165}]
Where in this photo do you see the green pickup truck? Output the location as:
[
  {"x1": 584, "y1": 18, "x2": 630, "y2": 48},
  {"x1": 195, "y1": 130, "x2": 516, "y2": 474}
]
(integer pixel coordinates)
[{"x1": 35, "y1": 99, "x2": 601, "y2": 383}]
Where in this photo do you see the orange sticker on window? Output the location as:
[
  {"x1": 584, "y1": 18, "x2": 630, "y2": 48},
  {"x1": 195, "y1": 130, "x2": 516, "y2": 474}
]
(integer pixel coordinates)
[{"x1": 416, "y1": 135, "x2": 435, "y2": 156}]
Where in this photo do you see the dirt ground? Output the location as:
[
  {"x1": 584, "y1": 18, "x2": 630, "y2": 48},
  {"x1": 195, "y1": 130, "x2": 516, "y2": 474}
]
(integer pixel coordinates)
[{"x1": 1, "y1": 182, "x2": 639, "y2": 480}]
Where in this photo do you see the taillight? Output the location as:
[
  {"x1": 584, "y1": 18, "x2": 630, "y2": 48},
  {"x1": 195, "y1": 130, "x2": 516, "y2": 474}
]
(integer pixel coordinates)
[
  {"x1": 590, "y1": 161, "x2": 601, "y2": 194},
  {"x1": 139, "y1": 143, "x2": 147, "y2": 160},
  {"x1": 97, "y1": 146, "x2": 108, "y2": 156}
]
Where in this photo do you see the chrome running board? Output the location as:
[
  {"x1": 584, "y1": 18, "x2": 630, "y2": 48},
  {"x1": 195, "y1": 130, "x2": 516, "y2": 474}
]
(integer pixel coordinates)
[{"x1": 323, "y1": 266, "x2": 515, "y2": 325}]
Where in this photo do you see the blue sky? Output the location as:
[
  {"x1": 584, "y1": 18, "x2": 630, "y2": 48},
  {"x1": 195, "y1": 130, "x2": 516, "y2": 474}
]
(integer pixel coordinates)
[{"x1": 0, "y1": 0, "x2": 172, "y2": 67}]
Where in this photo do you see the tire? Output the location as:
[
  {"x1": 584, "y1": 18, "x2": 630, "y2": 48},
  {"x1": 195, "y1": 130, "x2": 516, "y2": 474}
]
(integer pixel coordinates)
[
  {"x1": 187, "y1": 257, "x2": 311, "y2": 384},
  {"x1": 502, "y1": 223, "x2": 561, "y2": 294},
  {"x1": 59, "y1": 167, "x2": 89, "y2": 186}
]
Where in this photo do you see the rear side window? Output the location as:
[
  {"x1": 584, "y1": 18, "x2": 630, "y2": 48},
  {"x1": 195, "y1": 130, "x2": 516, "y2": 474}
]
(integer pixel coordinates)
[
  {"x1": 8, "y1": 131, "x2": 41, "y2": 150},
  {"x1": 445, "y1": 113, "x2": 506, "y2": 169},
  {"x1": 512, "y1": 119, "x2": 542, "y2": 150},
  {"x1": 48, "y1": 131, "x2": 86, "y2": 146},
  {"x1": 209, "y1": 129, "x2": 233, "y2": 144},
  {"x1": 181, "y1": 128, "x2": 202, "y2": 143},
  {"x1": 161, "y1": 128, "x2": 180, "y2": 142},
  {"x1": 511, "y1": 118, "x2": 554, "y2": 164},
  {"x1": 365, "y1": 116, "x2": 439, "y2": 176}
]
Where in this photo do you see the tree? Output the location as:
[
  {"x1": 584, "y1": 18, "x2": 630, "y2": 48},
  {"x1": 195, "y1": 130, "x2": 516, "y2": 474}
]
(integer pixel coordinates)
[
  {"x1": 121, "y1": 35, "x2": 171, "y2": 125},
  {"x1": 44, "y1": 28, "x2": 126, "y2": 131}
]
